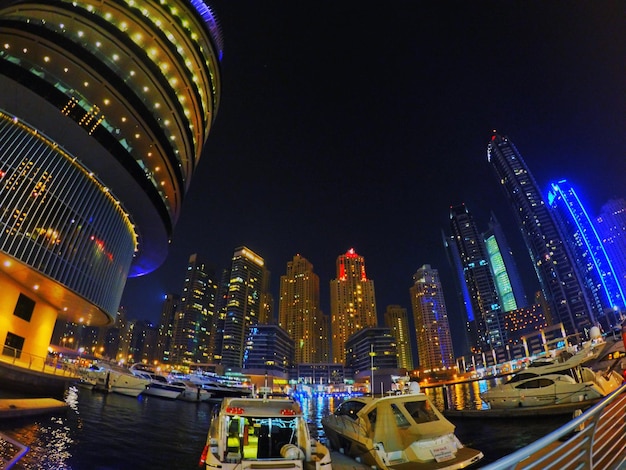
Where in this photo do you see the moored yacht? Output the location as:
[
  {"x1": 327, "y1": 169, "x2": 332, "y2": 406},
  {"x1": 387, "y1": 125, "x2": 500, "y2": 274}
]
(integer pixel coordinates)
[
  {"x1": 82, "y1": 364, "x2": 150, "y2": 398},
  {"x1": 480, "y1": 350, "x2": 622, "y2": 409},
  {"x1": 321, "y1": 386, "x2": 483, "y2": 469},
  {"x1": 129, "y1": 364, "x2": 185, "y2": 400}
]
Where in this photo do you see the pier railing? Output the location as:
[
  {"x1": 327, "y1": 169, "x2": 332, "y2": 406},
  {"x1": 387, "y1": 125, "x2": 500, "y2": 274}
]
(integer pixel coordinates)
[
  {"x1": 483, "y1": 383, "x2": 626, "y2": 470},
  {"x1": 0, "y1": 346, "x2": 78, "y2": 378}
]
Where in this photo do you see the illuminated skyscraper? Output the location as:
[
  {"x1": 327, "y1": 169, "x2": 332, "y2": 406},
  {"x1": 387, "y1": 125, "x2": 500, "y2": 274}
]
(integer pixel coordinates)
[
  {"x1": 448, "y1": 204, "x2": 505, "y2": 351},
  {"x1": 383, "y1": 305, "x2": 414, "y2": 370},
  {"x1": 278, "y1": 254, "x2": 324, "y2": 364},
  {"x1": 0, "y1": 2, "x2": 222, "y2": 368},
  {"x1": 484, "y1": 213, "x2": 527, "y2": 312},
  {"x1": 330, "y1": 248, "x2": 377, "y2": 364},
  {"x1": 548, "y1": 180, "x2": 625, "y2": 328},
  {"x1": 409, "y1": 265, "x2": 455, "y2": 370},
  {"x1": 222, "y1": 247, "x2": 269, "y2": 368},
  {"x1": 487, "y1": 132, "x2": 593, "y2": 337},
  {"x1": 156, "y1": 293, "x2": 180, "y2": 365},
  {"x1": 596, "y1": 198, "x2": 626, "y2": 317},
  {"x1": 170, "y1": 253, "x2": 218, "y2": 365}
]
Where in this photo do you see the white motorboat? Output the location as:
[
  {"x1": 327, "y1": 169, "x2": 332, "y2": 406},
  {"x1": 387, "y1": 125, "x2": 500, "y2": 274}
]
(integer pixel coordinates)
[
  {"x1": 199, "y1": 397, "x2": 332, "y2": 470},
  {"x1": 170, "y1": 379, "x2": 213, "y2": 402},
  {"x1": 480, "y1": 346, "x2": 623, "y2": 409},
  {"x1": 83, "y1": 364, "x2": 150, "y2": 398},
  {"x1": 187, "y1": 371, "x2": 252, "y2": 399},
  {"x1": 321, "y1": 389, "x2": 483, "y2": 469},
  {"x1": 129, "y1": 364, "x2": 185, "y2": 400}
]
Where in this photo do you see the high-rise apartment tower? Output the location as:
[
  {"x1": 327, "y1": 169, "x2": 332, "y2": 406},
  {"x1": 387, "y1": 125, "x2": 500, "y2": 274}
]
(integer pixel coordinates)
[
  {"x1": 330, "y1": 248, "x2": 377, "y2": 364},
  {"x1": 383, "y1": 305, "x2": 414, "y2": 370},
  {"x1": 278, "y1": 254, "x2": 325, "y2": 364},
  {"x1": 170, "y1": 254, "x2": 218, "y2": 365},
  {"x1": 409, "y1": 265, "x2": 455, "y2": 370},
  {"x1": 221, "y1": 247, "x2": 269, "y2": 368}
]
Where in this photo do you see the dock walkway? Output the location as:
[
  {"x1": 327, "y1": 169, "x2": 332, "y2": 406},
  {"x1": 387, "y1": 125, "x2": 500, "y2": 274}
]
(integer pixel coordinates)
[{"x1": 0, "y1": 397, "x2": 68, "y2": 419}]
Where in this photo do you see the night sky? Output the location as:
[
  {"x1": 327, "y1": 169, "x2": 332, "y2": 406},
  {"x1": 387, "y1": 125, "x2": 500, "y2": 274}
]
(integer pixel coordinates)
[{"x1": 120, "y1": 1, "x2": 626, "y2": 354}]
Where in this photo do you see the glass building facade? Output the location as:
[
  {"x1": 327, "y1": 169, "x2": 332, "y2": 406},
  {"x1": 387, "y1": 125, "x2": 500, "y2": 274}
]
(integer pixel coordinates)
[{"x1": 448, "y1": 204, "x2": 504, "y2": 350}]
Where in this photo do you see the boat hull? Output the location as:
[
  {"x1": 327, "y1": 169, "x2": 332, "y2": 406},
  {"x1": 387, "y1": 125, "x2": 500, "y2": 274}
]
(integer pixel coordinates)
[{"x1": 142, "y1": 383, "x2": 184, "y2": 400}]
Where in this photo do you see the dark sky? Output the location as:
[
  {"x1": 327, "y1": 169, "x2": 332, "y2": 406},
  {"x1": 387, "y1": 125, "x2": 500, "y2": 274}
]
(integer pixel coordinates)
[{"x1": 120, "y1": 1, "x2": 626, "y2": 353}]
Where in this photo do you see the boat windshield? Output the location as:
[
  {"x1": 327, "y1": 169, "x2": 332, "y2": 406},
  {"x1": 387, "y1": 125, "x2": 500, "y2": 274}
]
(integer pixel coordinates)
[
  {"x1": 403, "y1": 399, "x2": 439, "y2": 424},
  {"x1": 334, "y1": 400, "x2": 366, "y2": 420}
]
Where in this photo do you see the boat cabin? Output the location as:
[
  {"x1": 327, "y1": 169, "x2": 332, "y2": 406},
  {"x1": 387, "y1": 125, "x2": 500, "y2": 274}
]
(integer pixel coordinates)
[{"x1": 212, "y1": 398, "x2": 312, "y2": 463}]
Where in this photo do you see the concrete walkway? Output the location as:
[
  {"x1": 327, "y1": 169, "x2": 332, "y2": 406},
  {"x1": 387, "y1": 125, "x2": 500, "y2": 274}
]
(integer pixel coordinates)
[
  {"x1": 0, "y1": 398, "x2": 68, "y2": 419},
  {"x1": 330, "y1": 451, "x2": 372, "y2": 469}
]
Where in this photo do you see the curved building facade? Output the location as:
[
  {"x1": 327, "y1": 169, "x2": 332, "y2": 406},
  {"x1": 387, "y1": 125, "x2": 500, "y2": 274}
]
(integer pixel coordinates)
[{"x1": 0, "y1": 0, "x2": 222, "y2": 362}]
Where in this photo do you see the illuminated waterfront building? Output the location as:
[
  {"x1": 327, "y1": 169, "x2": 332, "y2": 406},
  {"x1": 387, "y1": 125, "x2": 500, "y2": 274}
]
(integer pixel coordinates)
[
  {"x1": 383, "y1": 305, "x2": 414, "y2": 370},
  {"x1": 409, "y1": 265, "x2": 455, "y2": 370},
  {"x1": 448, "y1": 204, "x2": 505, "y2": 351},
  {"x1": 548, "y1": 180, "x2": 625, "y2": 328},
  {"x1": 330, "y1": 248, "x2": 377, "y2": 364},
  {"x1": 243, "y1": 324, "x2": 294, "y2": 374},
  {"x1": 503, "y1": 304, "x2": 547, "y2": 356},
  {"x1": 345, "y1": 327, "x2": 398, "y2": 377},
  {"x1": 278, "y1": 254, "x2": 325, "y2": 364},
  {"x1": 0, "y1": 1, "x2": 222, "y2": 369},
  {"x1": 170, "y1": 253, "x2": 218, "y2": 365},
  {"x1": 221, "y1": 247, "x2": 270, "y2": 368},
  {"x1": 595, "y1": 198, "x2": 626, "y2": 319},
  {"x1": 487, "y1": 132, "x2": 593, "y2": 337}
]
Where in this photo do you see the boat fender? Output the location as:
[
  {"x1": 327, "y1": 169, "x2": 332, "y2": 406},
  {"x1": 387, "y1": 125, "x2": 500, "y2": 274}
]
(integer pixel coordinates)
[{"x1": 280, "y1": 444, "x2": 304, "y2": 460}]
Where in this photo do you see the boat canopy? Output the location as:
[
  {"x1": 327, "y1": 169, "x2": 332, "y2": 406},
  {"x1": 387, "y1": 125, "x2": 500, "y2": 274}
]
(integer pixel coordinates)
[{"x1": 365, "y1": 395, "x2": 456, "y2": 452}]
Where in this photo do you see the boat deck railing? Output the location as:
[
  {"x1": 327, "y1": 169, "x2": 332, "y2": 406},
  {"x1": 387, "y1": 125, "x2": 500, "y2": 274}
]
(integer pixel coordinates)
[
  {"x1": 483, "y1": 383, "x2": 626, "y2": 470},
  {"x1": 0, "y1": 346, "x2": 78, "y2": 378}
]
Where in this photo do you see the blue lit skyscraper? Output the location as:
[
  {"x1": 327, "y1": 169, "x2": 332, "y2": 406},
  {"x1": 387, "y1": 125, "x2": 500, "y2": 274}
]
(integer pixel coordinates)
[
  {"x1": 548, "y1": 180, "x2": 625, "y2": 328},
  {"x1": 596, "y1": 199, "x2": 626, "y2": 317},
  {"x1": 0, "y1": 1, "x2": 222, "y2": 373},
  {"x1": 487, "y1": 133, "x2": 593, "y2": 337}
]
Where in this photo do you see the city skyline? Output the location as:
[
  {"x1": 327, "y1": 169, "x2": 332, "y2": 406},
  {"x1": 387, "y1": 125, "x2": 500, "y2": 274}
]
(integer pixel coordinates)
[{"x1": 120, "y1": 1, "x2": 626, "y2": 356}]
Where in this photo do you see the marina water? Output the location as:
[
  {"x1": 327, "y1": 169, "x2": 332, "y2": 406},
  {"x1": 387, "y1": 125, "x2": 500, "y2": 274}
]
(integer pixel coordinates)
[{"x1": 0, "y1": 380, "x2": 571, "y2": 469}]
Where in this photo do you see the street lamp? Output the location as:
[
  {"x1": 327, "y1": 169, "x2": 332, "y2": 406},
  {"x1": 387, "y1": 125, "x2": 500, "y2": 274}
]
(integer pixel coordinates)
[{"x1": 369, "y1": 344, "x2": 375, "y2": 396}]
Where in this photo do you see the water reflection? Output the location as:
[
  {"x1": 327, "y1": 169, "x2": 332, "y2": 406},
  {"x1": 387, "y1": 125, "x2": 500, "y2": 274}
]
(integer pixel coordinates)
[
  {"x1": 0, "y1": 378, "x2": 560, "y2": 469},
  {"x1": 424, "y1": 378, "x2": 506, "y2": 411}
]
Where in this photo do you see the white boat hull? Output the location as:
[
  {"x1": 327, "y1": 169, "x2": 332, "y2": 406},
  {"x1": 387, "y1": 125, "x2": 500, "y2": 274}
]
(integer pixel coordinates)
[{"x1": 142, "y1": 383, "x2": 184, "y2": 400}]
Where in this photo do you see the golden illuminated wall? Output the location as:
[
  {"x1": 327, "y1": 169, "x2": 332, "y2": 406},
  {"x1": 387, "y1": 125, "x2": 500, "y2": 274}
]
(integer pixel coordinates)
[{"x1": 0, "y1": 271, "x2": 57, "y2": 362}]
